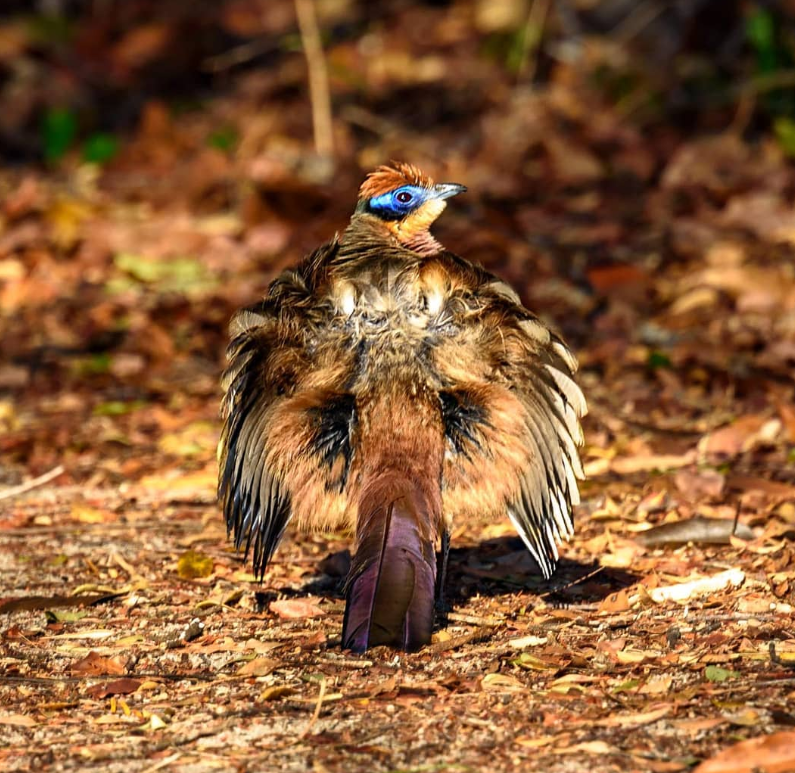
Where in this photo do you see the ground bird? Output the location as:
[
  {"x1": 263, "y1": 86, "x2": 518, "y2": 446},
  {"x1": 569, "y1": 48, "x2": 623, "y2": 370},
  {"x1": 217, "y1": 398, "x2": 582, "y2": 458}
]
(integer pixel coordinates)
[{"x1": 218, "y1": 162, "x2": 587, "y2": 652}]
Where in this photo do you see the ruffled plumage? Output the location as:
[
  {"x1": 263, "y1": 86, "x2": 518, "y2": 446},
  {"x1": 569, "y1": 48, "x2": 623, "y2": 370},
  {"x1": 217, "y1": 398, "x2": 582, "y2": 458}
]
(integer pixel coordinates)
[{"x1": 218, "y1": 163, "x2": 587, "y2": 651}]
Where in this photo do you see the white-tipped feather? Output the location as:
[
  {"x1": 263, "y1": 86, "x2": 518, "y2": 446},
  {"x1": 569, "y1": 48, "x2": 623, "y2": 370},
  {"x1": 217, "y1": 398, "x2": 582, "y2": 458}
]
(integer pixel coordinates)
[
  {"x1": 544, "y1": 364, "x2": 588, "y2": 418},
  {"x1": 490, "y1": 280, "x2": 521, "y2": 304},
  {"x1": 520, "y1": 318, "x2": 552, "y2": 345},
  {"x1": 552, "y1": 340, "x2": 579, "y2": 373}
]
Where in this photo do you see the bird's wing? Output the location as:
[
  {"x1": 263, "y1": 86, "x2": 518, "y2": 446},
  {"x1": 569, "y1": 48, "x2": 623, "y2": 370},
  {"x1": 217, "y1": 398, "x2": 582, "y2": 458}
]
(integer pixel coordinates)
[
  {"x1": 435, "y1": 266, "x2": 587, "y2": 579},
  {"x1": 218, "y1": 241, "x2": 335, "y2": 578},
  {"x1": 218, "y1": 306, "x2": 292, "y2": 579},
  {"x1": 488, "y1": 278, "x2": 587, "y2": 577}
]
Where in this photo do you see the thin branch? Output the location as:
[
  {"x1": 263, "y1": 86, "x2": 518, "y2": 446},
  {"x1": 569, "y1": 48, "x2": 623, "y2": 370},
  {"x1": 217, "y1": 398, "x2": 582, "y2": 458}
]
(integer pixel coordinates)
[
  {"x1": 517, "y1": 0, "x2": 552, "y2": 81},
  {"x1": 298, "y1": 675, "x2": 327, "y2": 739},
  {"x1": 0, "y1": 465, "x2": 64, "y2": 502},
  {"x1": 294, "y1": 0, "x2": 334, "y2": 159},
  {"x1": 202, "y1": 38, "x2": 276, "y2": 73},
  {"x1": 426, "y1": 628, "x2": 493, "y2": 654}
]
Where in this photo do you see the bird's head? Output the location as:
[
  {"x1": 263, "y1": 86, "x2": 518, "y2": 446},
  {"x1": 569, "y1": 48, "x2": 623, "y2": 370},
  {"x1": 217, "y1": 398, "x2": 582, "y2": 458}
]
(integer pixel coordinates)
[{"x1": 354, "y1": 162, "x2": 466, "y2": 255}]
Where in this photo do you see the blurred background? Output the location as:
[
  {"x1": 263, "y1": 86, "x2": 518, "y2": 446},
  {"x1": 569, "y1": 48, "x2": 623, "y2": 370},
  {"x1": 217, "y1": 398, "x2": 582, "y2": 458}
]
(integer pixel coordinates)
[{"x1": 1, "y1": 0, "x2": 794, "y2": 510}]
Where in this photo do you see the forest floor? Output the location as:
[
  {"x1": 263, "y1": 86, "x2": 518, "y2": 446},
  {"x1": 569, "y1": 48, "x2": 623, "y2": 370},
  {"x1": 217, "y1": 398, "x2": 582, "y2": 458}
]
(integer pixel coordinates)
[{"x1": 1, "y1": 3, "x2": 795, "y2": 772}]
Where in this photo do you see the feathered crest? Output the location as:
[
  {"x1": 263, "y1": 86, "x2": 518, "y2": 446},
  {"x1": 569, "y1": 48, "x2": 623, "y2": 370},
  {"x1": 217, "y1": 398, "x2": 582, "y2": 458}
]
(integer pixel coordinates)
[{"x1": 358, "y1": 162, "x2": 434, "y2": 200}]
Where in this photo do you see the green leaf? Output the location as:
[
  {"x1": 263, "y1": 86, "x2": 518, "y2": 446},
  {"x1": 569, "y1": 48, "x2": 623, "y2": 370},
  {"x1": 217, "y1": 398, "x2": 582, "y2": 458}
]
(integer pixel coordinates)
[
  {"x1": 82, "y1": 133, "x2": 119, "y2": 165},
  {"x1": 746, "y1": 9, "x2": 777, "y2": 72},
  {"x1": 774, "y1": 117, "x2": 795, "y2": 158},
  {"x1": 705, "y1": 665, "x2": 739, "y2": 683},
  {"x1": 512, "y1": 652, "x2": 558, "y2": 671},
  {"x1": 92, "y1": 400, "x2": 146, "y2": 416},
  {"x1": 113, "y1": 253, "x2": 217, "y2": 295},
  {"x1": 647, "y1": 350, "x2": 672, "y2": 370},
  {"x1": 41, "y1": 107, "x2": 77, "y2": 163},
  {"x1": 207, "y1": 127, "x2": 238, "y2": 153},
  {"x1": 71, "y1": 353, "x2": 112, "y2": 377},
  {"x1": 613, "y1": 678, "x2": 641, "y2": 693},
  {"x1": 45, "y1": 609, "x2": 88, "y2": 624},
  {"x1": 27, "y1": 14, "x2": 73, "y2": 45},
  {"x1": 177, "y1": 550, "x2": 214, "y2": 580}
]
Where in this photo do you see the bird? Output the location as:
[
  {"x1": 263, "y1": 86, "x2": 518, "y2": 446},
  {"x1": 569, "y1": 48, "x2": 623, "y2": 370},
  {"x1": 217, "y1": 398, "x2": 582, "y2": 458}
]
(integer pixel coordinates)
[{"x1": 218, "y1": 162, "x2": 586, "y2": 653}]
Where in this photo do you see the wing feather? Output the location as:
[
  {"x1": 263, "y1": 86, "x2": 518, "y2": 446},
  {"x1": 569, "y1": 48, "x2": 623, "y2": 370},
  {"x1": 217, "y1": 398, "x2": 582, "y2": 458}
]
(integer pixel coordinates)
[
  {"x1": 218, "y1": 318, "x2": 292, "y2": 580},
  {"x1": 487, "y1": 286, "x2": 587, "y2": 577}
]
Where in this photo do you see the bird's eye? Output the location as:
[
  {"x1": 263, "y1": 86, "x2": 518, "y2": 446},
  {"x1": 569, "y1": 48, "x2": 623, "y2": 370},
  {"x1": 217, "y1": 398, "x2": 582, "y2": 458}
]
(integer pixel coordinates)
[{"x1": 396, "y1": 191, "x2": 413, "y2": 203}]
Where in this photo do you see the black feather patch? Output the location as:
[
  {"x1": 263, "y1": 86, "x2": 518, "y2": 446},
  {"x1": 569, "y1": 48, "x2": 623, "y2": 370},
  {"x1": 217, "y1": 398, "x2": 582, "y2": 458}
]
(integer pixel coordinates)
[
  {"x1": 311, "y1": 394, "x2": 356, "y2": 488},
  {"x1": 218, "y1": 353, "x2": 292, "y2": 581},
  {"x1": 439, "y1": 389, "x2": 486, "y2": 456}
]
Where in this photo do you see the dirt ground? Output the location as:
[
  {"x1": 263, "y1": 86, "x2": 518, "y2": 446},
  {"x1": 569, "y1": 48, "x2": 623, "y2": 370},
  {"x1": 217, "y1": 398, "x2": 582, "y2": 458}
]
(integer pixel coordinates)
[{"x1": 2, "y1": 2, "x2": 795, "y2": 771}]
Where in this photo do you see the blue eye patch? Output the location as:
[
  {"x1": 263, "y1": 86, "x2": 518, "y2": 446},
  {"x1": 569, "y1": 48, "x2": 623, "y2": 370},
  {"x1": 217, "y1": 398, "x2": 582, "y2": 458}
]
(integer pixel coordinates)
[{"x1": 367, "y1": 185, "x2": 430, "y2": 220}]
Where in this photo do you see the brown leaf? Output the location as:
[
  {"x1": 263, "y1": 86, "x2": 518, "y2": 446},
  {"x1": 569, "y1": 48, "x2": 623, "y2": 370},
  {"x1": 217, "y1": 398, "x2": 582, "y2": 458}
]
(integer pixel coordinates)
[
  {"x1": 71, "y1": 652, "x2": 126, "y2": 676},
  {"x1": 693, "y1": 731, "x2": 795, "y2": 773},
  {"x1": 609, "y1": 451, "x2": 696, "y2": 475},
  {"x1": 636, "y1": 516, "x2": 754, "y2": 547},
  {"x1": 727, "y1": 476, "x2": 795, "y2": 500},
  {"x1": 599, "y1": 589, "x2": 631, "y2": 613},
  {"x1": 587, "y1": 264, "x2": 648, "y2": 293},
  {"x1": 85, "y1": 678, "x2": 142, "y2": 699},
  {"x1": 236, "y1": 657, "x2": 281, "y2": 677},
  {"x1": 596, "y1": 704, "x2": 671, "y2": 727},
  {"x1": 699, "y1": 416, "x2": 780, "y2": 459},
  {"x1": 674, "y1": 469, "x2": 725, "y2": 501},
  {"x1": 269, "y1": 598, "x2": 324, "y2": 619},
  {"x1": 113, "y1": 24, "x2": 172, "y2": 69},
  {"x1": 0, "y1": 714, "x2": 37, "y2": 727}
]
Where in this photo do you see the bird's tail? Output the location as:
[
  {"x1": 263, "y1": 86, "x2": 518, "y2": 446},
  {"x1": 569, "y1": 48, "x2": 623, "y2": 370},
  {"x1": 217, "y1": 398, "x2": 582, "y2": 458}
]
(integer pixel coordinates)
[{"x1": 342, "y1": 473, "x2": 438, "y2": 652}]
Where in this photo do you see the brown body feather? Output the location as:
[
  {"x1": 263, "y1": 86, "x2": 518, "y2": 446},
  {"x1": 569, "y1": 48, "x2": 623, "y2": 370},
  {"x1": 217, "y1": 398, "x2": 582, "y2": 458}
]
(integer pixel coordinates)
[{"x1": 219, "y1": 165, "x2": 586, "y2": 650}]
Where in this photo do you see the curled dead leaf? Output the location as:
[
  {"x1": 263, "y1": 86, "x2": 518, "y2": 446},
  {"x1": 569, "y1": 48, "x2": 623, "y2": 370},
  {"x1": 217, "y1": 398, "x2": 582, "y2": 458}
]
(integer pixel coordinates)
[
  {"x1": 269, "y1": 598, "x2": 324, "y2": 619},
  {"x1": 693, "y1": 730, "x2": 795, "y2": 773}
]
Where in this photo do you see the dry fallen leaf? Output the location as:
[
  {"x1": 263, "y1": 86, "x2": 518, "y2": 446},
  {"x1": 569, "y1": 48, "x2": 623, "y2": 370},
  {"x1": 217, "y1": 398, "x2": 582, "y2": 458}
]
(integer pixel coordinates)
[
  {"x1": 595, "y1": 704, "x2": 671, "y2": 727},
  {"x1": 177, "y1": 549, "x2": 214, "y2": 579},
  {"x1": 269, "y1": 598, "x2": 325, "y2": 619},
  {"x1": 0, "y1": 714, "x2": 38, "y2": 727},
  {"x1": 70, "y1": 652, "x2": 126, "y2": 677},
  {"x1": 85, "y1": 678, "x2": 142, "y2": 699},
  {"x1": 236, "y1": 657, "x2": 281, "y2": 677},
  {"x1": 693, "y1": 731, "x2": 795, "y2": 773}
]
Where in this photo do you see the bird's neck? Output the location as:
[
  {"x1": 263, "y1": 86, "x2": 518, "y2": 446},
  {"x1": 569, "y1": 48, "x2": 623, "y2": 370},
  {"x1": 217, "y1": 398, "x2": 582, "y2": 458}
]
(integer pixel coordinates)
[{"x1": 342, "y1": 214, "x2": 443, "y2": 258}]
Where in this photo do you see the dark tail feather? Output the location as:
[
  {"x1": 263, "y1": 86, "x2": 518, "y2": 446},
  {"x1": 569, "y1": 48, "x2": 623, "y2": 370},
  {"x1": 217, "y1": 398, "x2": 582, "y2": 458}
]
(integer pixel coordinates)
[{"x1": 342, "y1": 478, "x2": 437, "y2": 653}]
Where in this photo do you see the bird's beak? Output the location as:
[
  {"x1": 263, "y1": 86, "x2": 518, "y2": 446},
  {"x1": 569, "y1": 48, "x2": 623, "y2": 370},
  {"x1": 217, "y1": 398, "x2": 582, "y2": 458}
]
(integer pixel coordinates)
[{"x1": 433, "y1": 183, "x2": 467, "y2": 200}]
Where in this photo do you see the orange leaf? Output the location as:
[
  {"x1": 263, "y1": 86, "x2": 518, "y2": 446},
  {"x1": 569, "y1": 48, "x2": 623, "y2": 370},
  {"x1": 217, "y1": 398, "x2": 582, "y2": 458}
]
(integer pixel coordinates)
[
  {"x1": 269, "y1": 598, "x2": 324, "y2": 619},
  {"x1": 693, "y1": 731, "x2": 795, "y2": 773},
  {"x1": 599, "y1": 589, "x2": 631, "y2": 613},
  {"x1": 71, "y1": 651, "x2": 125, "y2": 676}
]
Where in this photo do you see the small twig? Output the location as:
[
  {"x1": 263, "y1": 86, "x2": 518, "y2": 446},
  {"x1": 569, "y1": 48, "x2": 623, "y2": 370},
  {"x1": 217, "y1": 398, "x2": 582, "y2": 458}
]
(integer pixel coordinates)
[
  {"x1": 317, "y1": 655, "x2": 373, "y2": 669},
  {"x1": 445, "y1": 612, "x2": 503, "y2": 627},
  {"x1": 541, "y1": 566, "x2": 605, "y2": 600},
  {"x1": 737, "y1": 69, "x2": 795, "y2": 96},
  {"x1": 111, "y1": 552, "x2": 145, "y2": 582},
  {"x1": 427, "y1": 628, "x2": 493, "y2": 654},
  {"x1": 298, "y1": 675, "x2": 327, "y2": 739},
  {"x1": 732, "y1": 500, "x2": 741, "y2": 537},
  {"x1": 202, "y1": 38, "x2": 276, "y2": 73},
  {"x1": 293, "y1": 0, "x2": 334, "y2": 159},
  {"x1": 0, "y1": 465, "x2": 64, "y2": 501},
  {"x1": 611, "y1": 0, "x2": 666, "y2": 44}
]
